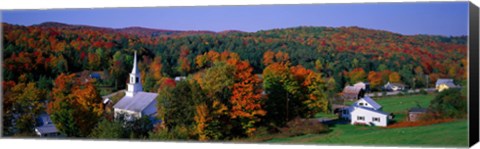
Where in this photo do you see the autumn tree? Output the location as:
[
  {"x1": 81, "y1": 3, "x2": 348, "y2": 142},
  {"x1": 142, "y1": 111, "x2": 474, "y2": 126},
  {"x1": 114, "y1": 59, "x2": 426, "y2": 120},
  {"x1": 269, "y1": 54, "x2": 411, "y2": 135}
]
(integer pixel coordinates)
[
  {"x1": 48, "y1": 73, "x2": 104, "y2": 137},
  {"x1": 367, "y1": 71, "x2": 382, "y2": 90},
  {"x1": 2, "y1": 81, "x2": 44, "y2": 136},
  {"x1": 389, "y1": 72, "x2": 401, "y2": 83},
  {"x1": 229, "y1": 60, "x2": 266, "y2": 136},
  {"x1": 347, "y1": 68, "x2": 367, "y2": 84}
]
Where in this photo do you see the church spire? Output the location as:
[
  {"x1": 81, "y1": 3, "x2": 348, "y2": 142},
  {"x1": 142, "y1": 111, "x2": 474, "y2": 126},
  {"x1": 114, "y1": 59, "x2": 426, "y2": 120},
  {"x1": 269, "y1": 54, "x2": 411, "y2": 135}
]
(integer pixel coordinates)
[
  {"x1": 126, "y1": 50, "x2": 142, "y2": 97},
  {"x1": 131, "y1": 51, "x2": 139, "y2": 75}
]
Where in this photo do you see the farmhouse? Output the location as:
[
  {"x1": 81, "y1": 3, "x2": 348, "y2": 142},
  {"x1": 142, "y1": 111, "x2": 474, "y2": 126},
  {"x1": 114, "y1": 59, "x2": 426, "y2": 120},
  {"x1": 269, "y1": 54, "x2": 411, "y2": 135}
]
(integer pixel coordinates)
[
  {"x1": 383, "y1": 82, "x2": 406, "y2": 91},
  {"x1": 408, "y1": 108, "x2": 428, "y2": 122},
  {"x1": 339, "y1": 96, "x2": 390, "y2": 127},
  {"x1": 342, "y1": 85, "x2": 365, "y2": 101},
  {"x1": 113, "y1": 51, "x2": 158, "y2": 121},
  {"x1": 435, "y1": 78, "x2": 458, "y2": 92}
]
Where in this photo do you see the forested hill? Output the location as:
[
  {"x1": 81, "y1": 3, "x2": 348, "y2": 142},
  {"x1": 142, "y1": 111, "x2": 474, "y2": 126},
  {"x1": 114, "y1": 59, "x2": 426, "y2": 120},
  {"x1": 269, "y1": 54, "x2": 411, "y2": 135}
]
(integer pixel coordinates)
[{"x1": 2, "y1": 22, "x2": 467, "y2": 92}]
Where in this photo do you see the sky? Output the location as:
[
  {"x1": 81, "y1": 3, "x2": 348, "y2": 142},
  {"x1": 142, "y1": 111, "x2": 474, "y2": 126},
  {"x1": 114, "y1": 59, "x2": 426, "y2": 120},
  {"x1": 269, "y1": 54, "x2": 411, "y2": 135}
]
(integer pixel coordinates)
[{"x1": 1, "y1": 2, "x2": 469, "y2": 36}]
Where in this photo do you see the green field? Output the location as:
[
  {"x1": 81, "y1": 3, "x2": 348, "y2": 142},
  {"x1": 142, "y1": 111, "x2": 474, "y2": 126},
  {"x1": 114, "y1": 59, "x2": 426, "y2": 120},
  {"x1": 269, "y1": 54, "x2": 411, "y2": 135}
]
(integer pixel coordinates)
[
  {"x1": 267, "y1": 120, "x2": 468, "y2": 147},
  {"x1": 265, "y1": 93, "x2": 469, "y2": 147},
  {"x1": 344, "y1": 94, "x2": 435, "y2": 113}
]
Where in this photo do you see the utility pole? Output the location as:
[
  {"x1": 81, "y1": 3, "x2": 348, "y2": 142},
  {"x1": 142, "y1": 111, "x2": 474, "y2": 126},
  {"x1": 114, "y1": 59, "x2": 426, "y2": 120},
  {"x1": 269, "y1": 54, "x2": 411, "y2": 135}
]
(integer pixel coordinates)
[
  {"x1": 425, "y1": 75, "x2": 429, "y2": 89},
  {"x1": 286, "y1": 91, "x2": 289, "y2": 122}
]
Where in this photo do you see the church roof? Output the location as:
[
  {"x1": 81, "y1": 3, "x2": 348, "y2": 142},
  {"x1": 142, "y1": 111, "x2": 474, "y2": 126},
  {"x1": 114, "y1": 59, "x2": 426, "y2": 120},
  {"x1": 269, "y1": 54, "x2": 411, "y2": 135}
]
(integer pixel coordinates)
[{"x1": 114, "y1": 91, "x2": 158, "y2": 112}]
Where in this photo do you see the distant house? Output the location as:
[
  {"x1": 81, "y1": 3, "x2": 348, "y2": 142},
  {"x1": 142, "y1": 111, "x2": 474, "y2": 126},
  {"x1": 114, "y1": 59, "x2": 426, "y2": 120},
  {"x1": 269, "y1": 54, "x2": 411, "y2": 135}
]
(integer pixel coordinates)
[
  {"x1": 113, "y1": 51, "x2": 158, "y2": 121},
  {"x1": 339, "y1": 96, "x2": 391, "y2": 127},
  {"x1": 34, "y1": 114, "x2": 60, "y2": 137},
  {"x1": 76, "y1": 70, "x2": 105, "y2": 83},
  {"x1": 435, "y1": 78, "x2": 459, "y2": 92},
  {"x1": 174, "y1": 76, "x2": 187, "y2": 82},
  {"x1": 353, "y1": 82, "x2": 370, "y2": 92},
  {"x1": 89, "y1": 72, "x2": 102, "y2": 80},
  {"x1": 342, "y1": 86, "x2": 365, "y2": 101},
  {"x1": 383, "y1": 82, "x2": 406, "y2": 91},
  {"x1": 408, "y1": 108, "x2": 428, "y2": 122}
]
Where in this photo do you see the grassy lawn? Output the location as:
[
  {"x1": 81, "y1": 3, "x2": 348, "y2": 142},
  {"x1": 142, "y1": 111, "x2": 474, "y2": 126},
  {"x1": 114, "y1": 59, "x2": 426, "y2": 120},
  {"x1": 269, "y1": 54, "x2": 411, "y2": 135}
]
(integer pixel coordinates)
[
  {"x1": 264, "y1": 93, "x2": 468, "y2": 147},
  {"x1": 266, "y1": 120, "x2": 468, "y2": 147},
  {"x1": 375, "y1": 94, "x2": 434, "y2": 113}
]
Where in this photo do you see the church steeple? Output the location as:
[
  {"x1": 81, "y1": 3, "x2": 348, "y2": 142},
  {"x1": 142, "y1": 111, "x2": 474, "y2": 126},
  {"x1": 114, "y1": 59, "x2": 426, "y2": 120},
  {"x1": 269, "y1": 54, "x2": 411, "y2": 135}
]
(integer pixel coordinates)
[
  {"x1": 126, "y1": 51, "x2": 142, "y2": 97},
  {"x1": 131, "y1": 50, "x2": 139, "y2": 75}
]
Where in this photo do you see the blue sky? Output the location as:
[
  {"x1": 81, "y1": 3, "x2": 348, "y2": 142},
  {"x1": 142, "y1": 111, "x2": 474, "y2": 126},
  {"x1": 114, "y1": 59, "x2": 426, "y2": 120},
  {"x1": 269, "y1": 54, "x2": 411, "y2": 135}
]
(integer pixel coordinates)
[{"x1": 2, "y1": 2, "x2": 469, "y2": 36}]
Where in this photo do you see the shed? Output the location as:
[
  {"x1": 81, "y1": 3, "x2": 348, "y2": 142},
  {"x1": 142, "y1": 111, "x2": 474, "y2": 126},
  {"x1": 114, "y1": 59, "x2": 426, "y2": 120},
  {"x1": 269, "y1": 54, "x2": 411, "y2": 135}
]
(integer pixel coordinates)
[{"x1": 408, "y1": 108, "x2": 428, "y2": 122}]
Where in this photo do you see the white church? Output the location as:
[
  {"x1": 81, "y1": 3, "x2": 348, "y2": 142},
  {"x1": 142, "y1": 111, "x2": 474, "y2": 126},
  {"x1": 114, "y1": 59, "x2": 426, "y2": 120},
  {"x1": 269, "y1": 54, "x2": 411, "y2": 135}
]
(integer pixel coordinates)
[{"x1": 113, "y1": 51, "x2": 158, "y2": 121}]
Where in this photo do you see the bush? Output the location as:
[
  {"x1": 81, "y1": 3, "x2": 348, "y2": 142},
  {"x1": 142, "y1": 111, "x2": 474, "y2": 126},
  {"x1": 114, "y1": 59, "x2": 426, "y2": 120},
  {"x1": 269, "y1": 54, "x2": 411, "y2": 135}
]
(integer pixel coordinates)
[
  {"x1": 427, "y1": 89, "x2": 466, "y2": 119},
  {"x1": 149, "y1": 125, "x2": 193, "y2": 140},
  {"x1": 419, "y1": 89, "x2": 428, "y2": 95},
  {"x1": 279, "y1": 118, "x2": 329, "y2": 137}
]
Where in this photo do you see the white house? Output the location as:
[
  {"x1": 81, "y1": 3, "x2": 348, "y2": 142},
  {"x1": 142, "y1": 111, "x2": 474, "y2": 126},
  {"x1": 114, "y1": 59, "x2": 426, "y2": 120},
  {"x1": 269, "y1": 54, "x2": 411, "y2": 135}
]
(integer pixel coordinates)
[
  {"x1": 113, "y1": 51, "x2": 159, "y2": 121},
  {"x1": 383, "y1": 82, "x2": 406, "y2": 91},
  {"x1": 339, "y1": 96, "x2": 390, "y2": 127},
  {"x1": 174, "y1": 76, "x2": 187, "y2": 82},
  {"x1": 435, "y1": 78, "x2": 458, "y2": 92}
]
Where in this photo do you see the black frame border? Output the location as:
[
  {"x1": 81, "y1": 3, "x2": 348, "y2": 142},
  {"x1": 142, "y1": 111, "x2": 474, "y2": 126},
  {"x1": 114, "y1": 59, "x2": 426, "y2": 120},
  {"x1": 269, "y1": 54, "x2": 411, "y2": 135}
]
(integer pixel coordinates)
[{"x1": 469, "y1": 1, "x2": 479, "y2": 147}]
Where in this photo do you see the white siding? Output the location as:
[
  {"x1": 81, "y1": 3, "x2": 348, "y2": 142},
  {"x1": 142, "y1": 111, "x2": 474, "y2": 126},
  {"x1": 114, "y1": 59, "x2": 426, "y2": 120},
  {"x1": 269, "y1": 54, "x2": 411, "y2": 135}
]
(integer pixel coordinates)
[
  {"x1": 356, "y1": 99, "x2": 375, "y2": 109},
  {"x1": 350, "y1": 107, "x2": 388, "y2": 127},
  {"x1": 114, "y1": 108, "x2": 141, "y2": 120}
]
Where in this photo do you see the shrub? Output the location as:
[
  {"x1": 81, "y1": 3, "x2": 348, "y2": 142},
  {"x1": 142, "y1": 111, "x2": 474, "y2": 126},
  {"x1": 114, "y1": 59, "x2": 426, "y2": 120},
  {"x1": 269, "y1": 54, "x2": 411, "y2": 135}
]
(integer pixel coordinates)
[
  {"x1": 279, "y1": 118, "x2": 329, "y2": 137},
  {"x1": 387, "y1": 118, "x2": 454, "y2": 128},
  {"x1": 149, "y1": 124, "x2": 193, "y2": 140},
  {"x1": 419, "y1": 89, "x2": 428, "y2": 95},
  {"x1": 427, "y1": 89, "x2": 466, "y2": 119}
]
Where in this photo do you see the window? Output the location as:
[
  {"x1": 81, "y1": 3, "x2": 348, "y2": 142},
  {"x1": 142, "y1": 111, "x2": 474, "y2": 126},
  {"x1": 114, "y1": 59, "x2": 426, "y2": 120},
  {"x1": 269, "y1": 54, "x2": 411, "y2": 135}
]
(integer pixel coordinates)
[
  {"x1": 343, "y1": 110, "x2": 348, "y2": 114},
  {"x1": 359, "y1": 103, "x2": 364, "y2": 106},
  {"x1": 357, "y1": 116, "x2": 365, "y2": 121},
  {"x1": 365, "y1": 103, "x2": 368, "y2": 106},
  {"x1": 372, "y1": 117, "x2": 380, "y2": 122}
]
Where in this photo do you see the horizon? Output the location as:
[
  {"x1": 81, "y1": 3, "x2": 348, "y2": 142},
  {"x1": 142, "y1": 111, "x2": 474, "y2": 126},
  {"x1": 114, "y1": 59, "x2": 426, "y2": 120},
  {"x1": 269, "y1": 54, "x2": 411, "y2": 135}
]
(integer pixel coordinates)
[
  {"x1": 2, "y1": 21, "x2": 470, "y2": 38},
  {"x1": 1, "y1": 2, "x2": 469, "y2": 36}
]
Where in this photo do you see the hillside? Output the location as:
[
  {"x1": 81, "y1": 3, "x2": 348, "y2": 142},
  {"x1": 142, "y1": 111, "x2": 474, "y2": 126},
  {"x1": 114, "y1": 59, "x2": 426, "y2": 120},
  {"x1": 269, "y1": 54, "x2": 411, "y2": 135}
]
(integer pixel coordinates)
[{"x1": 2, "y1": 22, "x2": 467, "y2": 92}]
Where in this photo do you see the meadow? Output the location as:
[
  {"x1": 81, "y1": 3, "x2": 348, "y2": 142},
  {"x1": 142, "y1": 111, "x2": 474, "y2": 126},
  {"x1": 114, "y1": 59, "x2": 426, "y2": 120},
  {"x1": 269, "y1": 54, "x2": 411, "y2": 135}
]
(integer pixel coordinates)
[{"x1": 266, "y1": 93, "x2": 469, "y2": 147}]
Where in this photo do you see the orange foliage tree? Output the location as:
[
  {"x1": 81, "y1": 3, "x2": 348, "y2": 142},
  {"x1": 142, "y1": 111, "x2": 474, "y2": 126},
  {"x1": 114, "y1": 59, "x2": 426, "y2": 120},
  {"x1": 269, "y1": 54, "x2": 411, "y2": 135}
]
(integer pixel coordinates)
[
  {"x1": 229, "y1": 60, "x2": 266, "y2": 136},
  {"x1": 48, "y1": 73, "x2": 104, "y2": 137}
]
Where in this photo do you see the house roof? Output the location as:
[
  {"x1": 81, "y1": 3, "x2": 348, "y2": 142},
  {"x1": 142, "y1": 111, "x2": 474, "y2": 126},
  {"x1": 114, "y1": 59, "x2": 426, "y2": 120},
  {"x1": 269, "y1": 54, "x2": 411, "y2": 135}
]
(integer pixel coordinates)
[
  {"x1": 353, "y1": 105, "x2": 389, "y2": 116},
  {"x1": 359, "y1": 96, "x2": 382, "y2": 110},
  {"x1": 174, "y1": 76, "x2": 187, "y2": 81},
  {"x1": 436, "y1": 79, "x2": 454, "y2": 86},
  {"x1": 409, "y1": 108, "x2": 428, "y2": 113},
  {"x1": 113, "y1": 91, "x2": 158, "y2": 112},
  {"x1": 385, "y1": 82, "x2": 406, "y2": 88},
  {"x1": 343, "y1": 86, "x2": 363, "y2": 95},
  {"x1": 35, "y1": 124, "x2": 59, "y2": 134},
  {"x1": 354, "y1": 82, "x2": 369, "y2": 86}
]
